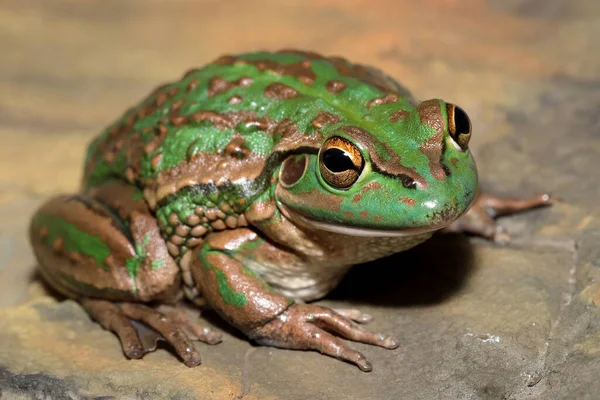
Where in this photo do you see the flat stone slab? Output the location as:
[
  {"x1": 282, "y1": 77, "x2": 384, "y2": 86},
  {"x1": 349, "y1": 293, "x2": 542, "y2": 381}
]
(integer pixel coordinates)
[{"x1": 1, "y1": 0, "x2": 599, "y2": 399}]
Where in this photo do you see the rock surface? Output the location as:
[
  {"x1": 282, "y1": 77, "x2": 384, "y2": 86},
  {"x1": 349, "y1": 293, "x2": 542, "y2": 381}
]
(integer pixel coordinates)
[{"x1": 1, "y1": 0, "x2": 599, "y2": 399}]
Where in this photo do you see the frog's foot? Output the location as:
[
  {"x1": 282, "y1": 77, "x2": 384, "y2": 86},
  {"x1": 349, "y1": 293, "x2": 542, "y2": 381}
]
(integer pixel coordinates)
[
  {"x1": 250, "y1": 304, "x2": 399, "y2": 372},
  {"x1": 444, "y1": 192, "x2": 555, "y2": 243},
  {"x1": 156, "y1": 303, "x2": 222, "y2": 345},
  {"x1": 82, "y1": 298, "x2": 202, "y2": 367}
]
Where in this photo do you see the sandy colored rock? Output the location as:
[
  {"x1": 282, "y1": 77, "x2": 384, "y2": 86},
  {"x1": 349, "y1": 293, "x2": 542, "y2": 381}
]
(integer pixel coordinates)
[{"x1": 1, "y1": 0, "x2": 599, "y2": 399}]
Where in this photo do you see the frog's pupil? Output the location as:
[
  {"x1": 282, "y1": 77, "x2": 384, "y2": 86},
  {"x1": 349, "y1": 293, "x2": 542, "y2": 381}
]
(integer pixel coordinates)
[
  {"x1": 454, "y1": 106, "x2": 471, "y2": 134},
  {"x1": 322, "y1": 148, "x2": 355, "y2": 173}
]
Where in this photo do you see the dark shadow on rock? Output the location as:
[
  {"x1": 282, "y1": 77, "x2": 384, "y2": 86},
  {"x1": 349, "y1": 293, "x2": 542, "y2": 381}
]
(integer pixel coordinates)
[{"x1": 327, "y1": 233, "x2": 476, "y2": 307}]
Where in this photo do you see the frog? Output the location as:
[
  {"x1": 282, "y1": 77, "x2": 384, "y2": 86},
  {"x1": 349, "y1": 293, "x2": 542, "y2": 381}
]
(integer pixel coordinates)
[{"x1": 29, "y1": 50, "x2": 553, "y2": 372}]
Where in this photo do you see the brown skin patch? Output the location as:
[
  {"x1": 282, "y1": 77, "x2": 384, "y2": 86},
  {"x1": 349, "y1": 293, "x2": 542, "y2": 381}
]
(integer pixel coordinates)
[
  {"x1": 343, "y1": 212, "x2": 355, "y2": 219},
  {"x1": 311, "y1": 111, "x2": 342, "y2": 129},
  {"x1": 52, "y1": 237, "x2": 64, "y2": 252},
  {"x1": 151, "y1": 154, "x2": 162, "y2": 169},
  {"x1": 339, "y1": 126, "x2": 427, "y2": 187},
  {"x1": 188, "y1": 110, "x2": 235, "y2": 129},
  {"x1": 360, "y1": 181, "x2": 382, "y2": 194},
  {"x1": 243, "y1": 199, "x2": 277, "y2": 224},
  {"x1": 208, "y1": 76, "x2": 253, "y2": 97},
  {"x1": 212, "y1": 55, "x2": 237, "y2": 66},
  {"x1": 170, "y1": 99, "x2": 183, "y2": 113},
  {"x1": 264, "y1": 83, "x2": 301, "y2": 99},
  {"x1": 389, "y1": 109, "x2": 410, "y2": 123},
  {"x1": 325, "y1": 80, "x2": 347, "y2": 93},
  {"x1": 359, "y1": 210, "x2": 369, "y2": 220},
  {"x1": 417, "y1": 99, "x2": 446, "y2": 182},
  {"x1": 367, "y1": 93, "x2": 399, "y2": 108},
  {"x1": 399, "y1": 197, "x2": 416, "y2": 206},
  {"x1": 352, "y1": 194, "x2": 362, "y2": 203},
  {"x1": 186, "y1": 79, "x2": 199, "y2": 92}
]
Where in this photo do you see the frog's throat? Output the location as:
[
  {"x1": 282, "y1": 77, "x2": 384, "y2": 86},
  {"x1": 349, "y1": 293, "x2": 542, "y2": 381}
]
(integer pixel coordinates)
[{"x1": 278, "y1": 203, "x2": 453, "y2": 238}]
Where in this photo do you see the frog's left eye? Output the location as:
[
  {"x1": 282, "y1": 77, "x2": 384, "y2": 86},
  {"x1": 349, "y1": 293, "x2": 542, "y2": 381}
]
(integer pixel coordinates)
[
  {"x1": 319, "y1": 137, "x2": 364, "y2": 189},
  {"x1": 447, "y1": 104, "x2": 471, "y2": 151}
]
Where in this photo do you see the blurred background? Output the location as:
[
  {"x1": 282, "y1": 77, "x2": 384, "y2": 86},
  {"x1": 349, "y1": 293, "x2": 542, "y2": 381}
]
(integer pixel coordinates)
[{"x1": 1, "y1": 1, "x2": 599, "y2": 399}]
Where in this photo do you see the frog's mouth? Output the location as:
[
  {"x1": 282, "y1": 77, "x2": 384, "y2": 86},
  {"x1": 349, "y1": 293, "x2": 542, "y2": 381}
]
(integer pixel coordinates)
[{"x1": 278, "y1": 203, "x2": 457, "y2": 238}]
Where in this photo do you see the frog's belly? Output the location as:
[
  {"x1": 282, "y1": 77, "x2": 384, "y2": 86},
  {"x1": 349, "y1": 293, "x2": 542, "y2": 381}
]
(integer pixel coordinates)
[{"x1": 243, "y1": 231, "x2": 434, "y2": 301}]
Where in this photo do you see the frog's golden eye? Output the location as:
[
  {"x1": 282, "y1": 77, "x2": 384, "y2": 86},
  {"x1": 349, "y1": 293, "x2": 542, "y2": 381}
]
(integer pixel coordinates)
[
  {"x1": 319, "y1": 137, "x2": 364, "y2": 189},
  {"x1": 447, "y1": 104, "x2": 471, "y2": 151}
]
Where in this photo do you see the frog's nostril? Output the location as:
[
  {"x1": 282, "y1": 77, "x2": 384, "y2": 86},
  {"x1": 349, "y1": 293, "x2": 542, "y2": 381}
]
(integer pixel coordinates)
[{"x1": 401, "y1": 176, "x2": 417, "y2": 189}]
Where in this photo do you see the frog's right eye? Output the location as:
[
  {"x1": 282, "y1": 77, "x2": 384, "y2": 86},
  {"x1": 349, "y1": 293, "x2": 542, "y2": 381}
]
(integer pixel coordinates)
[
  {"x1": 319, "y1": 137, "x2": 364, "y2": 189},
  {"x1": 446, "y1": 104, "x2": 471, "y2": 151}
]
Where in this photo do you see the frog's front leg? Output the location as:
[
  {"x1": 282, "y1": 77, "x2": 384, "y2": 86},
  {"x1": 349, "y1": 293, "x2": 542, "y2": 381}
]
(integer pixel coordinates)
[
  {"x1": 191, "y1": 229, "x2": 399, "y2": 372},
  {"x1": 29, "y1": 180, "x2": 220, "y2": 366},
  {"x1": 444, "y1": 191, "x2": 554, "y2": 243}
]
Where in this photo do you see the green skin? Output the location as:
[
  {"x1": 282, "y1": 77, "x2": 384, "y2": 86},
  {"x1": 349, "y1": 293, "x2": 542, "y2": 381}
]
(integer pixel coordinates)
[{"x1": 28, "y1": 51, "x2": 549, "y2": 372}]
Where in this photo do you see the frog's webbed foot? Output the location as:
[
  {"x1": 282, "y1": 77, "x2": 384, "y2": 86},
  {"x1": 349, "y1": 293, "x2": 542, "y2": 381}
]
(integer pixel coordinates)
[
  {"x1": 444, "y1": 192, "x2": 555, "y2": 243},
  {"x1": 82, "y1": 298, "x2": 208, "y2": 367},
  {"x1": 250, "y1": 304, "x2": 398, "y2": 372}
]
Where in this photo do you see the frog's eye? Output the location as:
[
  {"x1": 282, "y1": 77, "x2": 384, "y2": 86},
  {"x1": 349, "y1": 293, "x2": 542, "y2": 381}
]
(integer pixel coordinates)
[
  {"x1": 319, "y1": 137, "x2": 364, "y2": 189},
  {"x1": 447, "y1": 104, "x2": 471, "y2": 151}
]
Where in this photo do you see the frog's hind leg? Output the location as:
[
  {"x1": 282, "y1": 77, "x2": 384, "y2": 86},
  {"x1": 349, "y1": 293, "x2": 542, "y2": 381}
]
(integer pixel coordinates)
[
  {"x1": 29, "y1": 181, "x2": 219, "y2": 366},
  {"x1": 30, "y1": 185, "x2": 180, "y2": 302}
]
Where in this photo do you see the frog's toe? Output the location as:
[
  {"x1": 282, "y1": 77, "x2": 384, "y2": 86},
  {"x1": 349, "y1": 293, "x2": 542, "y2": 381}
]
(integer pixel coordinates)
[
  {"x1": 81, "y1": 298, "x2": 145, "y2": 360},
  {"x1": 331, "y1": 308, "x2": 373, "y2": 324},
  {"x1": 308, "y1": 307, "x2": 399, "y2": 349},
  {"x1": 476, "y1": 192, "x2": 555, "y2": 218}
]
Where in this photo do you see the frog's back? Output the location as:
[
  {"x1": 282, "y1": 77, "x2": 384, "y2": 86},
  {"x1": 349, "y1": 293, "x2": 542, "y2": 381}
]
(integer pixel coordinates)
[{"x1": 83, "y1": 50, "x2": 416, "y2": 207}]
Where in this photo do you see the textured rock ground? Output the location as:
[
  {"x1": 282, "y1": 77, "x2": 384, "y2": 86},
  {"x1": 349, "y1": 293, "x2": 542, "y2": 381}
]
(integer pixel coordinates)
[{"x1": 1, "y1": 0, "x2": 599, "y2": 399}]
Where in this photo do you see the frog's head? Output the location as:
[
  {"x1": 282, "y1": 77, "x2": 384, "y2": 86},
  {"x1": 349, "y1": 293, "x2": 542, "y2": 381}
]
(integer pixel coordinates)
[{"x1": 275, "y1": 99, "x2": 478, "y2": 237}]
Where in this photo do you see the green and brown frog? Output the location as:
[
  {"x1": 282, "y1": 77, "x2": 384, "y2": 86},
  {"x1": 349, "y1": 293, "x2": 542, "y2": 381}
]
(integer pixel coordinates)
[{"x1": 29, "y1": 50, "x2": 553, "y2": 372}]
